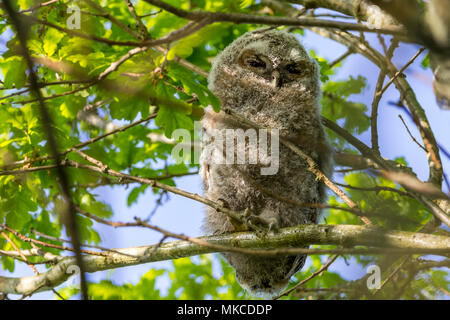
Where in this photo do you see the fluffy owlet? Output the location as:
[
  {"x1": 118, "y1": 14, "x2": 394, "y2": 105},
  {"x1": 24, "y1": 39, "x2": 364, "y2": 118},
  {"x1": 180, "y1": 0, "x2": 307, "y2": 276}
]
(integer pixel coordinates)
[{"x1": 199, "y1": 29, "x2": 333, "y2": 297}]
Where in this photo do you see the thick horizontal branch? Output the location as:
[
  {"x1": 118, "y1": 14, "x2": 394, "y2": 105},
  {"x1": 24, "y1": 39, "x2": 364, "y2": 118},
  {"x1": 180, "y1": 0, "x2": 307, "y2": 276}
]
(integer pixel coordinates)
[
  {"x1": 4, "y1": 0, "x2": 405, "y2": 52},
  {"x1": 285, "y1": 0, "x2": 398, "y2": 27},
  {"x1": 143, "y1": 0, "x2": 406, "y2": 36},
  {"x1": 1, "y1": 224, "x2": 449, "y2": 295}
]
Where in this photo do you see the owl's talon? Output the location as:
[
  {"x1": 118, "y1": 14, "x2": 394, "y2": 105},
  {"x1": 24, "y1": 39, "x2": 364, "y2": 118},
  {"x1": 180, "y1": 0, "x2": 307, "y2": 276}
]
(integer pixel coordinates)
[
  {"x1": 254, "y1": 216, "x2": 279, "y2": 232},
  {"x1": 243, "y1": 208, "x2": 257, "y2": 225},
  {"x1": 265, "y1": 217, "x2": 279, "y2": 232},
  {"x1": 242, "y1": 208, "x2": 279, "y2": 233}
]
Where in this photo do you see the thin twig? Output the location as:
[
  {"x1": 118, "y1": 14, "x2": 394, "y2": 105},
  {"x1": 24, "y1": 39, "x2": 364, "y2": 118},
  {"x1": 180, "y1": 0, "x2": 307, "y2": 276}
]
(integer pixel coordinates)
[
  {"x1": 66, "y1": 149, "x2": 263, "y2": 231},
  {"x1": 398, "y1": 115, "x2": 427, "y2": 152},
  {"x1": 0, "y1": 224, "x2": 109, "y2": 256},
  {"x1": 370, "y1": 70, "x2": 386, "y2": 155},
  {"x1": 378, "y1": 47, "x2": 426, "y2": 97},
  {"x1": 83, "y1": 0, "x2": 141, "y2": 39},
  {"x1": 30, "y1": 228, "x2": 139, "y2": 258},
  {"x1": 274, "y1": 254, "x2": 340, "y2": 299},
  {"x1": 1, "y1": 112, "x2": 157, "y2": 170},
  {"x1": 329, "y1": 49, "x2": 353, "y2": 68},
  {"x1": 334, "y1": 182, "x2": 412, "y2": 198},
  {"x1": 371, "y1": 37, "x2": 398, "y2": 155},
  {"x1": 124, "y1": 0, "x2": 149, "y2": 40},
  {"x1": 1, "y1": 232, "x2": 39, "y2": 275},
  {"x1": 0, "y1": 0, "x2": 59, "y2": 18},
  {"x1": 372, "y1": 255, "x2": 410, "y2": 296},
  {"x1": 9, "y1": 83, "x2": 95, "y2": 105}
]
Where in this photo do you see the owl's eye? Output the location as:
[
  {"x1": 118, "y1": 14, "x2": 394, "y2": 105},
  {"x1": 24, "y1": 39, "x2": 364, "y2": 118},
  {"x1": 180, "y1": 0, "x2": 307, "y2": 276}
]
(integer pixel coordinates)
[
  {"x1": 247, "y1": 58, "x2": 266, "y2": 69},
  {"x1": 285, "y1": 63, "x2": 302, "y2": 75},
  {"x1": 238, "y1": 50, "x2": 268, "y2": 71}
]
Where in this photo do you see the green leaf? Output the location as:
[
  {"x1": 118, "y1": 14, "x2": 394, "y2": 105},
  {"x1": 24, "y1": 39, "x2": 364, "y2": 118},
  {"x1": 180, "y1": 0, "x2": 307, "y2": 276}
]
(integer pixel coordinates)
[
  {"x1": 239, "y1": 0, "x2": 253, "y2": 9},
  {"x1": 421, "y1": 53, "x2": 430, "y2": 69},
  {"x1": 60, "y1": 102, "x2": 80, "y2": 119},
  {"x1": 155, "y1": 95, "x2": 194, "y2": 138},
  {"x1": 310, "y1": 50, "x2": 334, "y2": 82},
  {"x1": 167, "y1": 64, "x2": 220, "y2": 111},
  {"x1": 127, "y1": 185, "x2": 148, "y2": 207},
  {"x1": 321, "y1": 75, "x2": 369, "y2": 146},
  {"x1": 1, "y1": 57, "x2": 27, "y2": 89},
  {"x1": 43, "y1": 28, "x2": 65, "y2": 56}
]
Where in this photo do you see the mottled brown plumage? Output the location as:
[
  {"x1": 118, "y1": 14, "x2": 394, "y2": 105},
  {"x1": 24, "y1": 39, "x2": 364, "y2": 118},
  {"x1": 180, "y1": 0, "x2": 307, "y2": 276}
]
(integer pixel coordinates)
[{"x1": 200, "y1": 29, "x2": 333, "y2": 297}]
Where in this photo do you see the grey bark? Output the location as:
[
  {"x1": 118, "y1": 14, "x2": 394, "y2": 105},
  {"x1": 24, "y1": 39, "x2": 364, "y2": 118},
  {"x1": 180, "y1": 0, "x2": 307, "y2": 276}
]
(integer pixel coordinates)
[{"x1": 1, "y1": 224, "x2": 449, "y2": 295}]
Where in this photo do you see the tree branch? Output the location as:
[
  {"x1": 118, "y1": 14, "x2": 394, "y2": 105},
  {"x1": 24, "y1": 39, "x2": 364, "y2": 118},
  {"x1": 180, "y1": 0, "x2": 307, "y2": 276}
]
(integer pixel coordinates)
[
  {"x1": 275, "y1": 254, "x2": 339, "y2": 299},
  {"x1": 143, "y1": 0, "x2": 406, "y2": 36},
  {"x1": 284, "y1": 0, "x2": 398, "y2": 28},
  {"x1": 0, "y1": 224, "x2": 449, "y2": 295}
]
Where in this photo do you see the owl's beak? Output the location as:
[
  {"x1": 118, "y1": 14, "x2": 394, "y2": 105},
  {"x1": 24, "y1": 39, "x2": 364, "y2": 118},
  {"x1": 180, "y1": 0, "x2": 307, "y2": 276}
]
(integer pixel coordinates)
[{"x1": 270, "y1": 70, "x2": 282, "y2": 89}]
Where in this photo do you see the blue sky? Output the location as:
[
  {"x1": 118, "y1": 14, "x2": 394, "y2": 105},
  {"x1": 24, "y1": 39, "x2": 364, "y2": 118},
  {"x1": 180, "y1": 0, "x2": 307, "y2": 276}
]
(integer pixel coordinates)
[{"x1": 1, "y1": 17, "x2": 449, "y2": 299}]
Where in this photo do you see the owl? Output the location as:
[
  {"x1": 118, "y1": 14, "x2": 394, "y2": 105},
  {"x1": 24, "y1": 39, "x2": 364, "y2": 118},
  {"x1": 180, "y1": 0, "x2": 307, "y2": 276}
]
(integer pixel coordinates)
[{"x1": 199, "y1": 29, "x2": 333, "y2": 297}]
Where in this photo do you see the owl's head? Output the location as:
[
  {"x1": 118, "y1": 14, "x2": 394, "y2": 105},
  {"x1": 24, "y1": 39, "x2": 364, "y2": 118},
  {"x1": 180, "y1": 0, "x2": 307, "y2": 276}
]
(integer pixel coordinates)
[{"x1": 208, "y1": 29, "x2": 320, "y2": 111}]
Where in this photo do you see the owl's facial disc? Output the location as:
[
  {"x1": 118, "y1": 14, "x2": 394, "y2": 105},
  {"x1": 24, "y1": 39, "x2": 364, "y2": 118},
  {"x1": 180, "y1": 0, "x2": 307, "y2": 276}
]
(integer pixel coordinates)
[{"x1": 237, "y1": 48, "x2": 313, "y2": 90}]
